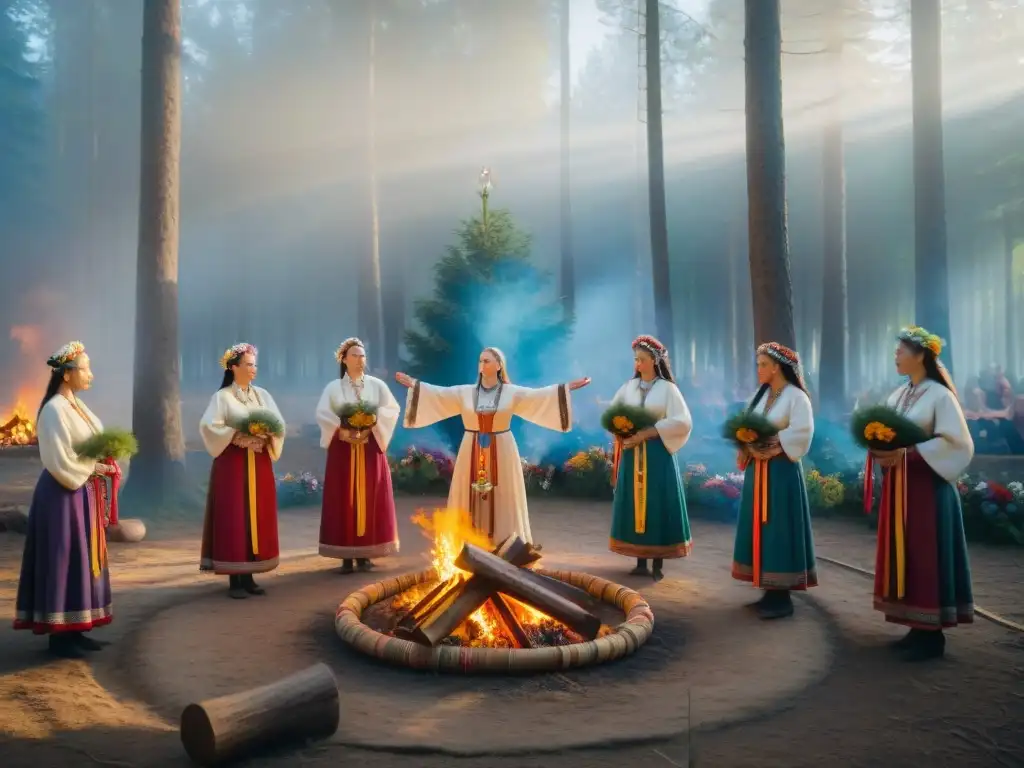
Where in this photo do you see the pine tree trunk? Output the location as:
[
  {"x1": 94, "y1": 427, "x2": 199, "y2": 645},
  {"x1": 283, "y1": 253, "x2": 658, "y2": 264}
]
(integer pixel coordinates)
[
  {"x1": 910, "y1": 0, "x2": 953, "y2": 373},
  {"x1": 644, "y1": 0, "x2": 675, "y2": 356},
  {"x1": 1003, "y1": 211, "x2": 1018, "y2": 379},
  {"x1": 744, "y1": 0, "x2": 797, "y2": 349},
  {"x1": 129, "y1": 0, "x2": 186, "y2": 503},
  {"x1": 818, "y1": 14, "x2": 848, "y2": 417},
  {"x1": 559, "y1": 0, "x2": 574, "y2": 321},
  {"x1": 363, "y1": 0, "x2": 385, "y2": 366}
]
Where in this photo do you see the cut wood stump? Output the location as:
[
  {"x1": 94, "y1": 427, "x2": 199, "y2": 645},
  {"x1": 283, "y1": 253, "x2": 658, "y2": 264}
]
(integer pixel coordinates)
[
  {"x1": 179, "y1": 662, "x2": 339, "y2": 767},
  {"x1": 107, "y1": 518, "x2": 146, "y2": 543}
]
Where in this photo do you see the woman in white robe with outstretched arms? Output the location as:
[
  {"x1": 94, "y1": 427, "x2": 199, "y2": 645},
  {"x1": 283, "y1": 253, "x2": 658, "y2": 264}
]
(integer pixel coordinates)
[
  {"x1": 395, "y1": 347, "x2": 591, "y2": 545},
  {"x1": 316, "y1": 338, "x2": 401, "y2": 574}
]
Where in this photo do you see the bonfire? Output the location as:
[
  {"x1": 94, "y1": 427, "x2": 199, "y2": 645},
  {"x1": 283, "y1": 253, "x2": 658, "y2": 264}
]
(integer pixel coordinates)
[
  {"x1": 376, "y1": 509, "x2": 605, "y2": 649},
  {"x1": 0, "y1": 407, "x2": 37, "y2": 447}
]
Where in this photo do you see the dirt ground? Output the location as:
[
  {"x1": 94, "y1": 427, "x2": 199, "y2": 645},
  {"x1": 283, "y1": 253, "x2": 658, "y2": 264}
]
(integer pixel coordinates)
[{"x1": 1, "y1": 449, "x2": 1023, "y2": 768}]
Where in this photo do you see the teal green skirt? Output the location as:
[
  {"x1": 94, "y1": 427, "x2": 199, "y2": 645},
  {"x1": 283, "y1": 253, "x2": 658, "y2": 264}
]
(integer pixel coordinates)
[
  {"x1": 609, "y1": 438, "x2": 692, "y2": 559},
  {"x1": 731, "y1": 458, "x2": 817, "y2": 590}
]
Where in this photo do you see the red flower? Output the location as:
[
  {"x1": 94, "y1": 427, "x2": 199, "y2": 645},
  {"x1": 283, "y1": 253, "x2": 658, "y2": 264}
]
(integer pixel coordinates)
[{"x1": 987, "y1": 482, "x2": 1013, "y2": 504}]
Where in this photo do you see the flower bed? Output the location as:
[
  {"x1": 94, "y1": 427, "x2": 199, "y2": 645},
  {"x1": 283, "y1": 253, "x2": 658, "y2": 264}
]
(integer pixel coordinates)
[{"x1": 278, "y1": 443, "x2": 1024, "y2": 546}]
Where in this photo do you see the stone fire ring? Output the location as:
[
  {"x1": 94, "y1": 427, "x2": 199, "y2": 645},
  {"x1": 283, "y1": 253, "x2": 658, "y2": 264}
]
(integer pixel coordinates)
[{"x1": 335, "y1": 567, "x2": 654, "y2": 673}]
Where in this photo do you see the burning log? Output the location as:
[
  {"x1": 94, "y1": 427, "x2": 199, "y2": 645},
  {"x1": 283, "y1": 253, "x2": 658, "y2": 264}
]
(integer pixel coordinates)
[
  {"x1": 531, "y1": 572, "x2": 595, "y2": 610},
  {"x1": 400, "y1": 535, "x2": 534, "y2": 646},
  {"x1": 455, "y1": 543, "x2": 602, "y2": 640},
  {"x1": 179, "y1": 663, "x2": 339, "y2": 767},
  {"x1": 491, "y1": 593, "x2": 534, "y2": 649},
  {"x1": 0, "y1": 413, "x2": 36, "y2": 447}
]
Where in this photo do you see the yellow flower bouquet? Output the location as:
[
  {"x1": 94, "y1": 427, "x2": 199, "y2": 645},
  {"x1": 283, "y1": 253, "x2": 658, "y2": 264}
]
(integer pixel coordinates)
[
  {"x1": 336, "y1": 400, "x2": 378, "y2": 431},
  {"x1": 230, "y1": 409, "x2": 285, "y2": 438},
  {"x1": 721, "y1": 412, "x2": 778, "y2": 449},
  {"x1": 849, "y1": 405, "x2": 928, "y2": 451},
  {"x1": 600, "y1": 403, "x2": 657, "y2": 438}
]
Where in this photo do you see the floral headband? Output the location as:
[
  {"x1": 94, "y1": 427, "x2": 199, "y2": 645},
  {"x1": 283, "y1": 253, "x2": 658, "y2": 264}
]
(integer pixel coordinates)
[
  {"x1": 632, "y1": 335, "x2": 667, "y2": 362},
  {"x1": 898, "y1": 326, "x2": 943, "y2": 357},
  {"x1": 219, "y1": 342, "x2": 257, "y2": 370},
  {"x1": 757, "y1": 341, "x2": 801, "y2": 369},
  {"x1": 47, "y1": 340, "x2": 85, "y2": 370},
  {"x1": 335, "y1": 337, "x2": 364, "y2": 363}
]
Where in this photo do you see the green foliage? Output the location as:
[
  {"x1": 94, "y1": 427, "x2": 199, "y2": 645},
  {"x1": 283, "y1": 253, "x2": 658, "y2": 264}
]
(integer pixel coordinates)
[
  {"x1": 849, "y1": 405, "x2": 929, "y2": 450},
  {"x1": 721, "y1": 412, "x2": 779, "y2": 447},
  {"x1": 404, "y1": 205, "x2": 570, "y2": 449},
  {"x1": 230, "y1": 409, "x2": 285, "y2": 437},
  {"x1": 600, "y1": 403, "x2": 658, "y2": 437},
  {"x1": 75, "y1": 429, "x2": 139, "y2": 461}
]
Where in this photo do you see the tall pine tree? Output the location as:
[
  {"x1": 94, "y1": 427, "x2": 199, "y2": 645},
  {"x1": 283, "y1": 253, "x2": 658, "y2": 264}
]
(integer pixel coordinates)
[{"x1": 404, "y1": 206, "x2": 570, "y2": 451}]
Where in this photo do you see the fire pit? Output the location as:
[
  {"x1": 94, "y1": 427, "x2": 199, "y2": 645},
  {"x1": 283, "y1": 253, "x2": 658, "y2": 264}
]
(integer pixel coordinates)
[
  {"x1": 334, "y1": 510, "x2": 654, "y2": 673},
  {"x1": 0, "y1": 411, "x2": 36, "y2": 448}
]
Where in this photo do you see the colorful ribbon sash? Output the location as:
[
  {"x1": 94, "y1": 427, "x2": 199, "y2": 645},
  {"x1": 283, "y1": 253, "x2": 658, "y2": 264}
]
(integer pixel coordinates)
[
  {"x1": 751, "y1": 458, "x2": 770, "y2": 587},
  {"x1": 469, "y1": 414, "x2": 503, "y2": 537},
  {"x1": 879, "y1": 453, "x2": 908, "y2": 599},
  {"x1": 247, "y1": 448, "x2": 260, "y2": 555},
  {"x1": 611, "y1": 438, "x2": 649, "y2": 535},
  {"x1": 349, "y1": 438, "x2": 368, "y2": 537},
  {"x1": 88, "y1": 459, "x2": 120, "y2": 578}
]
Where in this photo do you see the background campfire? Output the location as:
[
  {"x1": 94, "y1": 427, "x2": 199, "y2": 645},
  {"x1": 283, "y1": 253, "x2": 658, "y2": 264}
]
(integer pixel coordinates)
[{"x1": 0, "y1": 409, "x2": 37, "y2": 448}]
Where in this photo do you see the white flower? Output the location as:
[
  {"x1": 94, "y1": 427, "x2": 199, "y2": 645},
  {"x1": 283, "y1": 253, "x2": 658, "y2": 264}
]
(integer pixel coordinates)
[
  {"x1": 1007, "y1": 481, "x2": 1023, "y2": 494},
  {"x1": 974, "y1": 481, "x2": 988, "y2": 492}
]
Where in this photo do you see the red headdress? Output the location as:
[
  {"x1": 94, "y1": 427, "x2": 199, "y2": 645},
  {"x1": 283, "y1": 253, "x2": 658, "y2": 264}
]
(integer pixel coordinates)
[{"x1": 632, "y1": 335, "x2": 667, "y2": 362}]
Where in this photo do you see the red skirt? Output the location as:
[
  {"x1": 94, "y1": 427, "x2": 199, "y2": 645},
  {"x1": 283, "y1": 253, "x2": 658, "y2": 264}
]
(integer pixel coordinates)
[
  {"x1": 200, "y1": 444, "x2": 280, "y2": 574},
  {"x1": 318, "y1": 435, "x2": 399, "y2": 560}
]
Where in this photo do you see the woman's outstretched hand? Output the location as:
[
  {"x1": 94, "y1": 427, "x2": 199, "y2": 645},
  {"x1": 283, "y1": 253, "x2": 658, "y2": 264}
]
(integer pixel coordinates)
[
  {"x1": 395, "y1": 372, "x2": 415, "y2": 388},
  {"x1": 568, "y1": 377, "x2": 592, "y2": 391}
]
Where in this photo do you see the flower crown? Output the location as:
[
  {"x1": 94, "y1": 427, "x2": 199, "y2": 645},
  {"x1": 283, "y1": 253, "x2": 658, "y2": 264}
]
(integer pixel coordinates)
[
  {"x1": 757, "y1": 341, "x2": 800, "y2": 368},
  {"x1": 898, "y1": 326, "x2": 943, "y2": 356},
  {"x1": 219, "y1": 343, "x2": 257, "y2": 370},
  {"x1": 47, "y1": 340, "x2": 86, "y2": 369},
  {"x1": 335, "y1": 337, "x2": 364, "y2": 363},
  {"x1": 632, "y1": 335, "x2": 666, "y2": 362}
]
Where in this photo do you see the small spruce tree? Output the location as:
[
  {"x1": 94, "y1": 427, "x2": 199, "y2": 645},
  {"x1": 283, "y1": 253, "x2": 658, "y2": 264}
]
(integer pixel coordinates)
[{"x1": 404, "y1": 206, "x2": 571, "y2": 450}]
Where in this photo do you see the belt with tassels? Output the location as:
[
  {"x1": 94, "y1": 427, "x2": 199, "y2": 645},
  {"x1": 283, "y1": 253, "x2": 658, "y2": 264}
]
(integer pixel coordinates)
[{"x1": 866, "y1": 453, "x2": 909, "y2": 599}]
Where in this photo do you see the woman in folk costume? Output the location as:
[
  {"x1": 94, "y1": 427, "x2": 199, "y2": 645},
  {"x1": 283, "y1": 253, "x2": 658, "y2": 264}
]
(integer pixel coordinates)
[
  {"x1": 14, "y1": 342, "x2": 118, "y2": 658},
  {"x1": 199, "y1": 343, "x2": 286, "y2": 599},
  {"x1": 867, "y1": 326, "x2": 974, "y2": 661},
  {"x1": 732, "y1": 342, "x2": 817, "y2": 620},
  {"x1": 608, "y1": 335, "x2": 693, "y2": 582},
  {"x1": 395, "y1": 348, "x2": 591, "y2": 544},
  {"x1": 316, "y1": 338, "x2": 401, "y2": 574}
]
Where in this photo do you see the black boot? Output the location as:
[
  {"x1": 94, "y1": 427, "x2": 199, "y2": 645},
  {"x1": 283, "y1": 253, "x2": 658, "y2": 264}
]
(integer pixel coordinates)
[
  {"x1": 242, "y1": 574, "x2": 266, "y2": 595},
  {"x1": 340, "y1": 559, "x2": 355, "y2": 574},
  {"x1": 48, "y1": 633, "x2": 85, "y2": 659},
  {"x1": 228, "y1": 574, "x2": 247, "y2": 599},
  {"x1": 757, "y1": 589, "x2": 794, "y2": 619},
  {"x1": 629, "y1": 558, "x2": 650, "y2": 576},
  {"x1": 356, "y1": 559, "x2": 374, "y2": 572},
  {"x1": 900, "y1": 629, "x2": 945, "y2": 661},
  {"x1": 890, "y1": 628, "x2": 922, "y2": 651},
  {"x1": 746, "y1": 590, "x2": 771, "y2": 610},
  {"x1": 652, "y1": 558, "x2": 665, "y2": 582},
  {"x1": 71, "y1": 632, "x2": 107, "y2": 651}
]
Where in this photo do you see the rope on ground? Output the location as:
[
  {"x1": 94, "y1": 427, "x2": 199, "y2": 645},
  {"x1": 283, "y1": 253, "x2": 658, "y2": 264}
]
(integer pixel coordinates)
[{"x1": 816, "y1": 554, "x2": 1024, "y2": 634}]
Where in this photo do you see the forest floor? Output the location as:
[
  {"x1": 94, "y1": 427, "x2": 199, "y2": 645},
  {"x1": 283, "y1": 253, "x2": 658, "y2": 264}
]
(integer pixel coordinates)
[{"x1": 0, "y1": 450, "x2": 1023, "y2": 768}]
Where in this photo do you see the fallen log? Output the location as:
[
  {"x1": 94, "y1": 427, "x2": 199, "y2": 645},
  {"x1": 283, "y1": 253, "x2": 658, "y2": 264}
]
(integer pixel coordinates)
[
  {"x1": 406, "y1": 536, "x2": 534, "y2": 646},
  {"x1": 455, "y1": 543, "x2": 602, "y2": 640},
  {"x1": 394, "y1": 535, "x2": 533, "y2": 640},
  {"x1": 179, "y1": 662, "x2": 339, "y2": 767},
  {"x1": 491, "y1": 593, "x2": 534, "y2": 649}
]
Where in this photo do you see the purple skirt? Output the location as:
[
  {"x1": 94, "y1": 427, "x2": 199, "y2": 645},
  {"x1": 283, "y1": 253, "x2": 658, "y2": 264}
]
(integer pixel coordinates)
[{"x1": 13, "y1": 470, "x2": 113, "y2": 634}]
